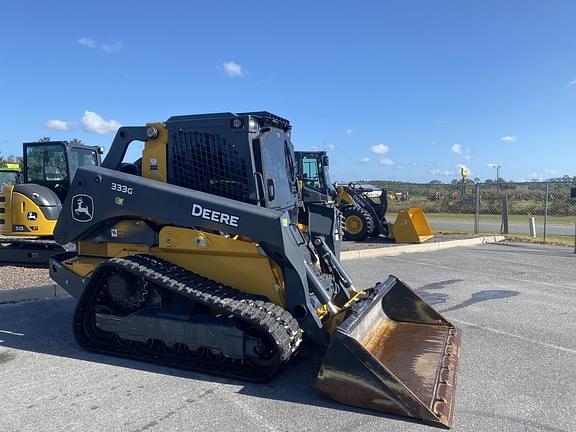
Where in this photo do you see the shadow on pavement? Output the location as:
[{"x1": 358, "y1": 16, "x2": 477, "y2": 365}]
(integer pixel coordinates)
[
  {"x1": 440, "y1": 290, "x2": 519, "y2": 313},
  {"x1": 414, "y1": 278, "x2": 519, "y2": 312},
  {"x1": 0, "y1": 297, "x2": 423, "y2": 429}
]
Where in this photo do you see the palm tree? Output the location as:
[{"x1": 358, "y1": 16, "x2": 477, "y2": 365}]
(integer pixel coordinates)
[
  {"x1": 38, "y1": 136, "x2": 51, "y2": 142},
  {"x1": 69, "y1": 138, "x2": 83, "y2": 146}
]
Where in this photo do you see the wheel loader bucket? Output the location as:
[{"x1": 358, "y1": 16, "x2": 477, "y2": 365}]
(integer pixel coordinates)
[
  {"x1": 390, "y1": 208, "x2": 433, "y2": 243},
  {"x1": 316, "y1": 276, "x2": 461, "y2": 429}
]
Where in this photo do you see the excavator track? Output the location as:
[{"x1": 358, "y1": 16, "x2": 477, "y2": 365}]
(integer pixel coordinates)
[
  {"x1": 73, "y1": 254, "x2": 303, "y2": 382},
  {"x1": 0, "y1": 236, "x2": 69, "y2": 266}
]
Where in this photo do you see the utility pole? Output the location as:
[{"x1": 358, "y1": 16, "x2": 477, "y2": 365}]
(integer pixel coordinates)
[{"x1": 489, "y1": 164, "x2": 502, "y2": 182}]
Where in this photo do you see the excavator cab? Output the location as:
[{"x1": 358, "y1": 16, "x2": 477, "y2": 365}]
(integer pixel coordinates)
[
  {"x1": 50, "y1": 112, "x2": 460, "y2": 428},
  {"x1": 23, "y1": 141, "x2": 101, "y2": 202},
  {"x1": 0, "y1": 141, "x2": 102, "y2": 265}
]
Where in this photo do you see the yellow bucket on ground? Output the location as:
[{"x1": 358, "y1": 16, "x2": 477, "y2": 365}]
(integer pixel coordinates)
[{"x1": 390, "y1": 208, "x2": 433, "y2": 243}]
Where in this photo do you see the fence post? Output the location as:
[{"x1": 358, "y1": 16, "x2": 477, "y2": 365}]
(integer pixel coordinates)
[
  {"x1": 543, "y1": 183, "x2": 549, "y2": 243},
  {"x1": 501, "y1": 195, "x2": 509, "y2": 234},
  {"x1": 474, "y1": 183, "x2": 480, "y2": 234},
  {"x1": 529, "y1": 217, "x2": 537, "y2": 238}
]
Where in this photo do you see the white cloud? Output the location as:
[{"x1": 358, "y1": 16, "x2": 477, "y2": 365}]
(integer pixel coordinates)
[
  {"x1": 101, "y1": 41, "x2": 123, "y2": 53},
  {"x1": 566, "y1": 78, "x2": 576, "y2": 88},
  {"x1": 327, "y1": 144, "x2": 335, "y2": 150},
  {"x1": 379, "y1": 158, "x2": 394, "y2": 166},
  {"x1": 78, "y1": 37, "x2": 123, "y2": 53},
  {"x1": 77, "y1": 37, "x2": 97, "y2": 48},
  {"x1": 360, "y1": 157, "x2": 371, "y2": 163},
  {"x1": 430, "y1": 168, "x2": 455, "y2": 176},
  {"x1": 544, "y1": 169, "x2": 558, "y2": 174},
  {"x1": 501, "y1": 135, "x2": 516, "y2": 143},
  {"x1": 451, "y1": 144, "x2": 462, "y2": 154},
  {"x1": 463, "y1": 155, "x2": 471, "y2": 161},
  {"x1": 222, "y1": 61, "x2": 243, "y2": 77},
  {"x1": 370, "y1": 143, "x2": 389, "y2": 154},
  {"x1": 45, "y1": 119, "x2": 75, "y2": 131},
  {"x1": 81, "y1": 111, "x2": 121, "y2": 134},
  {"x1": 345, "y1": 128, "x2": 353, "y2": 136}
]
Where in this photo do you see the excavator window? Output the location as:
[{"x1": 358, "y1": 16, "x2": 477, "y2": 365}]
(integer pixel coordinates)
[
  {"x1": 69, "y1": 148, "x2": 98, "y2": 177},
  {"x1": 26, "y1": 143, "x2": 68, "y2": 184}
]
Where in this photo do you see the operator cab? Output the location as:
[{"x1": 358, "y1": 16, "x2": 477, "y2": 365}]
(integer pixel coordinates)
[
  {"x1": 24, "y1": 141, "x2": 102, "y2": 202},
  {"x1": 295, "y1": 151, "x2": 337, "y2": 203}
]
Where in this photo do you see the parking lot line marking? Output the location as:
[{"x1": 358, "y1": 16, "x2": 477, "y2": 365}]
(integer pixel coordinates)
[
  {"x1": 385, "y1": 256, "x2": 575, "y2": 291},
  {"x1": 453, "y1": 319, "x2": 576, "y2": 354},
  {"x1": 0, "y1": 330, "x2": 24, "y2": 336}
]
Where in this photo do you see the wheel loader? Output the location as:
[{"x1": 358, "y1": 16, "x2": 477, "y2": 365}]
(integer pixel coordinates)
[
  {"x1": 295, "y1": 151, "x2": 433, "y2": 243},
  {"x1": 0, "y1": 141, "x2": 102, "y2": 265},
  {"x1": 49, "y1": 112, "x2": 461, "y2": 428}
]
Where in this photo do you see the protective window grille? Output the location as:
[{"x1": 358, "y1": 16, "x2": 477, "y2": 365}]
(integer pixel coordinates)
[{"x1": 170, "y1": 129, "x2": 250, "y2": 202}]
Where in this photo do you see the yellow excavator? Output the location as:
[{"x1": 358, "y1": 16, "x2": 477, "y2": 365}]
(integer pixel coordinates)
[
  {"x1": 294, "y1": 151, "x2": 433, "y2": 243},
  {"x1": 49, "y1": 112, "x2": 461, "y2": 428},
  {"x1": 0, "y1": 141, "x2": 101, "y2": 265}
]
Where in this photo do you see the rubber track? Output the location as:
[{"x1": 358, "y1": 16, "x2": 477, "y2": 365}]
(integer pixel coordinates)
[
  {"x1": 73, "y1": 254, "x2": 303, "y2": 382},
  {"x1": 0, "y1": 237, "x2": 61, "y2": 247}
]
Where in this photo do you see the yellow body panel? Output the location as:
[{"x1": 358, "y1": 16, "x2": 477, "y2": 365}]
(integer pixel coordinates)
[
  {"x1": 62, "y1": 256, "x2": 105, "y2": 278},
  {"x1": 142, "y1": 122, "x2": 169, "y2": 182},
  {"x1": 72, "y1": 226, "x2": 287, "y2": 308},
  {"x1": 390, "y1": 208, "x2": 433, "y2": 243},
  {"x1": 157, "y1": 227, "x2": 285, "y2": 307},
  {"x1": 77, "y1": 241, "x2": 151, "y2": 257},
  {"x1": 2, "y1": 163, "x2": 20, "y2": 170},
  {"x1": 0, "y1": 185, "x2": 56, "y2": 237},
  {"x1": 336, "y1": 186, "x2": 354, "y2": 207}
]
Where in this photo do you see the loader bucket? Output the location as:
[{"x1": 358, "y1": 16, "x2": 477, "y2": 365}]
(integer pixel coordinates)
[
  {"x1": 390, "y1": 208, "x2": 433, "y2": 243},
  {"x1": 316, "y1": 276, "x2": 461, "y2": 429}
]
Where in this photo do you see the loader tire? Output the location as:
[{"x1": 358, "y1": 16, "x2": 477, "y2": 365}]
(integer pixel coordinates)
[{"x1": 342, "y1": 207, "x2": 374, "y2": 241}]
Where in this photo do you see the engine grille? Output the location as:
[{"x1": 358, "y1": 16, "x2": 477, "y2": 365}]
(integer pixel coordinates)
[{"x1": 170, "y1": 129, "x2": 250, "y2": 203}]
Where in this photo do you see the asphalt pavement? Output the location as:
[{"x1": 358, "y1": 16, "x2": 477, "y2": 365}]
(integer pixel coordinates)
[{"x1": 1, "y1": 242, "x2": 575, "y2": 432}]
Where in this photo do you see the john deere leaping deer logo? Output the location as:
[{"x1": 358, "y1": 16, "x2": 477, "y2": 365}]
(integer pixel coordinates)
[{"x1": 71, "y1": 194, "x2": 94, "y2": 222}]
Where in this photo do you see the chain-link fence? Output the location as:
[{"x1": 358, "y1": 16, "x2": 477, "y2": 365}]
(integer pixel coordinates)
[{"x1": 376, "y1": 181, "x2": 576, "y2": 246}]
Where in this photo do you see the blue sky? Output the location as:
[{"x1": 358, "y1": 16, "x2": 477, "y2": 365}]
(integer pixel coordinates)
[{"x1": 1, "y1": 1, "x2": 575, "y2": 183}]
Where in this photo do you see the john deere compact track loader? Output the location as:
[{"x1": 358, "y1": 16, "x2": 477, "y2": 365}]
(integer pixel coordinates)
[
  {"x1": 49, "y1": 112, "x2": 461, "y2": 428},
  {"x1": 0, "y1": 141, "x2": 101, "y2": 265}
]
